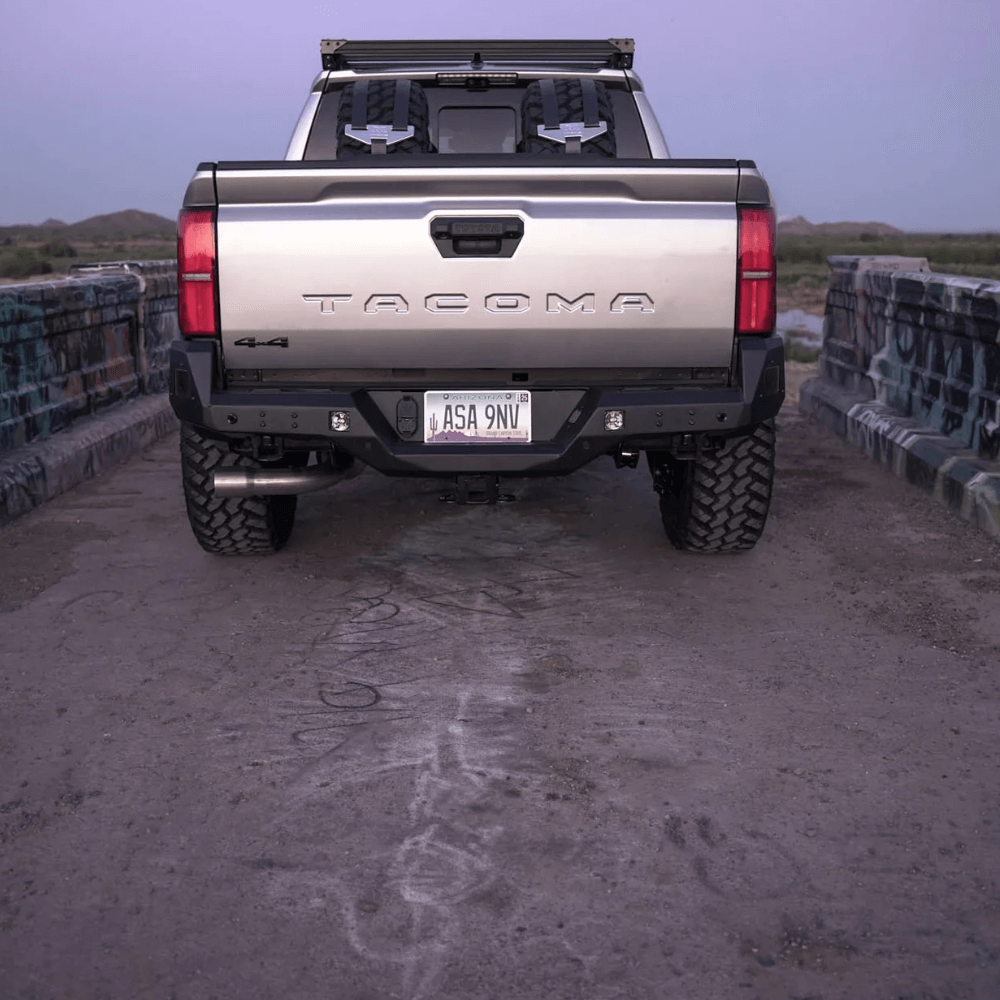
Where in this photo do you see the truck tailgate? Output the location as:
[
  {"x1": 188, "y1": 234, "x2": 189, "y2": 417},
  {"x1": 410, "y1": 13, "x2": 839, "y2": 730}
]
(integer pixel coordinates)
[{"x1": 213, "y1": 163, "x2": 741, "y2": 371}]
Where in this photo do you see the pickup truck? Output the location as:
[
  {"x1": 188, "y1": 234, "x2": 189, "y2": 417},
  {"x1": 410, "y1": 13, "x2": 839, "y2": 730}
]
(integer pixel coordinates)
[{"x1": 169, "y1": 38, "x2": 784, "y2": 555}]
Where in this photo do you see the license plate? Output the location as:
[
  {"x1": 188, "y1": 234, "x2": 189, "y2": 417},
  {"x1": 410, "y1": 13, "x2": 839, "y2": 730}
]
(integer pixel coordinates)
[{"x1": 424, "y1": 390, "x2": 531, "y2": 444}]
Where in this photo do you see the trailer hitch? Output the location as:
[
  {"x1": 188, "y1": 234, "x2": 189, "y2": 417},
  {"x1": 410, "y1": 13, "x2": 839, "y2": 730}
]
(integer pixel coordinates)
[{"x1": 439, "y1": 474, "x2": 515, "y2": 505}]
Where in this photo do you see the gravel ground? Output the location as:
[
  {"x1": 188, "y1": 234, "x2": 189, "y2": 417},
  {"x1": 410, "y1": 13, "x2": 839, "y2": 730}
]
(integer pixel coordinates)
[{"x1": 1, "y1": 399, "x2": 999, "y2": 1000}]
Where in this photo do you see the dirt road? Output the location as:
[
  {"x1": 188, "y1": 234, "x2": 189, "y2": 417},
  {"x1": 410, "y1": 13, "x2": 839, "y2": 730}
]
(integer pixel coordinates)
[{"x1": 2, "y1": 401, "x2": 999, "y2": 1000}]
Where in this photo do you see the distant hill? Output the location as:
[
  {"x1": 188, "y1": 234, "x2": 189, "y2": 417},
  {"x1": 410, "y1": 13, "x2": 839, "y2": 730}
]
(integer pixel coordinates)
[
  {"x1": 0, "y1": 210, "x2": 175, "y2": 241},
  {"x1": 64, "y1": 210, "x2": 175, "y2": 238},
  {"x1": 778, "y1": 216, "x2": 904, "y2": 238}
]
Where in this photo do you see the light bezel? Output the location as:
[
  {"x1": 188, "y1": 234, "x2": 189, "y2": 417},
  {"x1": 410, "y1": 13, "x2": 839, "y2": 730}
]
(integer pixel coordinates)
[
  {"x1": 604, "y1": 409, "x2": 625, "y2": 432},
  {"x1": 177, "y1": 208, "x2": 219, "y2": 337},
  {"x1": 735, "y1": 207, "x2": 776, "y2": 335}
]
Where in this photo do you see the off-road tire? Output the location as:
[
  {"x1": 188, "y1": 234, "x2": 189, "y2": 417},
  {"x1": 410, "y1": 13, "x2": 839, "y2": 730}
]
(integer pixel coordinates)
[
  {"x1": 520, "y1": 78, "x2": 616, "y2": 156},
  {"x1": 651, "y1": 421, "x2": 776, "y2": 553},
  {"x1": 180, "y1": 423, "x2": 297, "y2": 555},
  {"x1": 336, "y1": 79, "x2": 433, "y2": 158}
]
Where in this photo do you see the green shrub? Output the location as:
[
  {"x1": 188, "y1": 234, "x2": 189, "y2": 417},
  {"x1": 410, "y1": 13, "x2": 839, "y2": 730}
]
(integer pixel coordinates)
[
  {"x1": 785, "y1": 339, "x2": 821, "y2": 363},
  {"x1": 779, "y1": 233, "x2": 1000, "y2": 268},
  {"x1": 777, "y1": 240, "x2": 825, "y2": 264},
  {"x1": 40, "y1": 238, "x2": 76, "y2": 258},
  {"x1": 0, "y1": 248, "x2": 53, "y2": 278}
]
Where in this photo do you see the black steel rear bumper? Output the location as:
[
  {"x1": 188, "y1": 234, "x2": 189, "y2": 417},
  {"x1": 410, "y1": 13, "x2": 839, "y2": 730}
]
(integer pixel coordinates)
[{"x1": 169, "y1": 336, "x2": 784, "y2": 476}]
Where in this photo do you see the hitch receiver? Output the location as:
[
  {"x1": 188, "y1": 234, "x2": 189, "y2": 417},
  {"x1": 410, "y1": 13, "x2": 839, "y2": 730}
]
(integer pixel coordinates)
[
  {"x1": 613, "y1": 447, "x2": 640, "y2": 469},
  {"x1": 439, "y1": 474, "x2": 514, "y2": 505}
]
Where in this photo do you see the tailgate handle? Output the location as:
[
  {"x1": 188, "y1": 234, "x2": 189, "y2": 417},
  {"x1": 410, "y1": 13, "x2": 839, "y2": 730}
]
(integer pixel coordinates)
[{"x1": 430, "y1": 217, "x2": 523, "y2": 258}]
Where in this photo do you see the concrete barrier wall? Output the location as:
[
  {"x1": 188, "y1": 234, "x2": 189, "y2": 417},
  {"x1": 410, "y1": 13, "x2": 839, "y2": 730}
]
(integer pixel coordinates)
[
  {"x1": 802, "y1": 255, "x2": 1000, "y2": 538},
  {"x1": 0, "y1": 261, "x2": 178, "y2": 454},
  {"x1": 821, "y1": 255, "x2": 1000, "y2": 459}
]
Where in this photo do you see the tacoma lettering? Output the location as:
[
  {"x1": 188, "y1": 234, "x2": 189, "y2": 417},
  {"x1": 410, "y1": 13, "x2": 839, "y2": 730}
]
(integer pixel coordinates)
[
  {"x1": 306, "y1": 293, "x2": 654, "y2": 314},
  {"x1": 302, "y1": 294, "x2": 352, "y2": 313}
]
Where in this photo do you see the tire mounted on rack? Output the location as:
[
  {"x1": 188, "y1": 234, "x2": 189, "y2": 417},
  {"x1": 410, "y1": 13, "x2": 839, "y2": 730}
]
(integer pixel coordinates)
[
  {"x1": 336, "y1": 79, "x2": 433, "y2": 158},
  {"x1": 520, "y1": 78, "x2": 616, "y2": 156}
]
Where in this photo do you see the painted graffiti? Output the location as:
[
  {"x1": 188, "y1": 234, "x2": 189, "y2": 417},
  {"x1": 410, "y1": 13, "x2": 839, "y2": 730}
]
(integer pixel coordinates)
[
  {"x1": 0, "y1": 266, "x2": 178, "y2": 453},
  {"x1": 823, "y1": 261, "x2": 1000, "y2": 460}
]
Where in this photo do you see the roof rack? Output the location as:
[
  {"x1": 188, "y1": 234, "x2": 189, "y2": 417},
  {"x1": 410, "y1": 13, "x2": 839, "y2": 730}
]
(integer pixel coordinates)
[{"x1": 320, "y1": 39, "x2": 635, "y2": 71}]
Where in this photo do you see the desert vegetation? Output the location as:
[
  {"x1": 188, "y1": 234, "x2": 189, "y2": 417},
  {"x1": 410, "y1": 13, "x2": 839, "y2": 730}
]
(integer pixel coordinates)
[
  {"x1": 0, "y1": 210, "x2": 175, "y2": 281},
  {"x1": 777, "y1": 220, "x2": 1000, "y2": 281},
  {"x1": 774, "y1": 222, "x2": 1000, "y2": 327}
]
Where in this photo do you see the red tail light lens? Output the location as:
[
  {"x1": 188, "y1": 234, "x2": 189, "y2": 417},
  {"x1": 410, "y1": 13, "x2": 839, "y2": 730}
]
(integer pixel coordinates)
[
  {"x1": 178, "y1": 209, "x2": 217, "y2": 336},
  {"x1": 736, "y1": 207, "x2": 776, "y2": 334}
]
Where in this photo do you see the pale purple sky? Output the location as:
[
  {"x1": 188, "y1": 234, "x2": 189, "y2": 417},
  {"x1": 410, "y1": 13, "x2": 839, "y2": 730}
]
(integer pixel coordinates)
[{"x1": 2, "y1": 0, "x2": 997, "y2": 230}]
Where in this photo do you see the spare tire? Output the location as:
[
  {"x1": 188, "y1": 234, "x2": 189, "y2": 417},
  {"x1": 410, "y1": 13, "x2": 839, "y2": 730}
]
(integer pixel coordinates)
[
  {"x1": 520, "y1": 78, "x2": 616, "y2": 157},
  {"x1": 336, "y1": 79, "x2": 433, "y2": 158}
]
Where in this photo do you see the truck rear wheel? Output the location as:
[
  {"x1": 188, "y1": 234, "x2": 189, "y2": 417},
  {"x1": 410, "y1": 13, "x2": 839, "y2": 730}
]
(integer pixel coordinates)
[
  {"x1": 649, "y1": 421, "x2": 776, "y2": 553},
  {"x1": 179, "y1": 423, "x2": 297, "y2": 555}
]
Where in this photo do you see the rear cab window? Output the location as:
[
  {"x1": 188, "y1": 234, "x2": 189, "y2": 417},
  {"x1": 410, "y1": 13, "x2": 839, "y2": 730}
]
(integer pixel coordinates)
[{"x1": 303, "y1": 79, "x2": 651, "y2": 159}]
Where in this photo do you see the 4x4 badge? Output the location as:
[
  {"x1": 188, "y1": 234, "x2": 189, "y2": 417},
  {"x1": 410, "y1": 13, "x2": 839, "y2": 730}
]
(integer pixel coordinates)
[{"x1": 233, "y1": 337, "x2": 289, "y2": 348}]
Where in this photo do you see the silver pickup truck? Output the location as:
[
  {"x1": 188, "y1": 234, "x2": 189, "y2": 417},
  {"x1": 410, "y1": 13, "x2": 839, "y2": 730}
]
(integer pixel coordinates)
[{"x1": 169, "y1": 38, "x2": 784, "y2": 555}]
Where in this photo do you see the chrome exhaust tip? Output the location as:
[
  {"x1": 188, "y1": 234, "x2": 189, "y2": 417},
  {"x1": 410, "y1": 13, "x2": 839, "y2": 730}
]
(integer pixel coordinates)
[{"x1": 213, "y1": 463, "x2": 361, "y2": 497}]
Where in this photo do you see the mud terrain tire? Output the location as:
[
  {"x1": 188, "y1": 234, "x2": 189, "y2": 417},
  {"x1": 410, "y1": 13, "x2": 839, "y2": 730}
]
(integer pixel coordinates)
[
  {"x1": 336, "y1": 79, "x2": 433, "y2": 158},
  {"x1": 651, "y1": 420, "x2": 776, "y2": 553},
  {"x1": 180, "y1": 423, "x2": 297, "y2": 555},
  {"x1": 520, "y1": 78, "x2": 616, "y2": 156}
]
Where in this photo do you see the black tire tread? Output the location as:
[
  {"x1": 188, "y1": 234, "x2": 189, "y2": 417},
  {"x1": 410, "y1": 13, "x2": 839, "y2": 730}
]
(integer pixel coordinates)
[
  {"x1": 520, "y1": 78, "x2": 616, "y2": 156},
  {"x1": 336, "y1": 80, "x2": 432, "y2": 158},
  {"x1": 657, "y1": 421, "x2": 776, "y2": 553},
  {"x1": 180, "y1": 423, "x2": 296, "y2": 556}
]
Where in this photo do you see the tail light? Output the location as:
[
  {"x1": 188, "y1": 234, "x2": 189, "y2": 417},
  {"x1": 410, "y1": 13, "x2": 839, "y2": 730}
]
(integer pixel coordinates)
[
  {"x1": 736, "y1": 207, "x2": 776, "y2": 334},
  {"x1": 178, "y1": 208, "x2": 218, "y2": 336}
]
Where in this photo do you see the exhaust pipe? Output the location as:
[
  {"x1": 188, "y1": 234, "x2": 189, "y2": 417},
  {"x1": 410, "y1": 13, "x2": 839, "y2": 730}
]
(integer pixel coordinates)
[{"x1": 213, "y1": 463, "x2": 362, "y2": 497}]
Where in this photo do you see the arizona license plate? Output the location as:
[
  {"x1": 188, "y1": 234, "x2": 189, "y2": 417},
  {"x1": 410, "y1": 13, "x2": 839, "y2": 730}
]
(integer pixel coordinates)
[{"x1": 424, "y1": 390, "x2": 531, "y2": 443}]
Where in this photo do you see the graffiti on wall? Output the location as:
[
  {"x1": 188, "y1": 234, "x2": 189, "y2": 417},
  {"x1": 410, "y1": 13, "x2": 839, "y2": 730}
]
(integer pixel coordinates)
[
  {"x1": 0, "y1": 296, "x2": 49, "y2": 447},
  {"x1": 0, "y1": 262, "x2": 178, "y2": 453},
  {"x1": 820, "y1": 259, "x2": 1000, "y2": 460}
]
